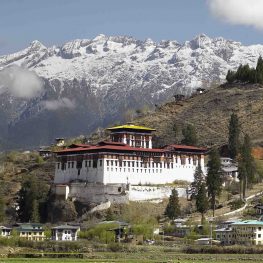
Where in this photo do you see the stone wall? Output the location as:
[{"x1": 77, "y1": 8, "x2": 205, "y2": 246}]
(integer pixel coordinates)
[
  {"x1": 56, "y1": 183, "x2": 188, "y2": 204},
  {"x1": 128, "y1": 185, "x2": 187, "y2": 201}
]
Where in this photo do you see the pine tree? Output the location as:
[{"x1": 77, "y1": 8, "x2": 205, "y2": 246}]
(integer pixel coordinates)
[
  {"x1": 196, "y1": 183, "x2": 209, "y2": 223},
  {"x1": 31, "y1": 199, "x2": 40, "y2": 223},
  {"x1": 226, "y1": 70, "x2": 236, "y2": 83},
  {"x1": 256, "y1": 56, "x2": 263, "y2": 84},
  {"x1": 238, "y1": 134, "x2": 255, "y2": 199},
  {"x1": 18, "y1": 176, "x2": 49, "y2": 222},
  {"x1": 206, "y1": 148, "x2": 222, "y2": 217},
  {"x1": 0, "y1": 195, "x2": 5, "y2": 223},
  {"x1": 228, "y1": 113, "x2": 240, "y2": 160},
  {"x1": 165, "y1": 189, "x2": 181, "y2": 220},
  {"x1": 182, "y1": 124, "x2": 198, "y2": 146},
  {"x1": 0, "y1": 185, "x2": 5, "y2": 223},
  {"x1": 191, "y1": 164, "x2": 204, "y2": 198},
  {"x1": 172, "y1": 123, "x2": 180, "y2": 143}
]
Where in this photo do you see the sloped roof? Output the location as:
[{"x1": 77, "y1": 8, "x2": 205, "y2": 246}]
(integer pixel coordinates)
[
  {"x1": 163, "y1": 144, "x2": 207, "y2": 152},
  {"x1": 51, "y1": 225, "x2": 80, "y2": 230},
  {"x1": 107, "y1": 124, "x2": 156, "y2": 131},
  {"x1": 232, "y1": 220, "x2": 263, "y2": 226}
]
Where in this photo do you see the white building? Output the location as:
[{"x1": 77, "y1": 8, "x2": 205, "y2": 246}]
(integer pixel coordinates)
[
  {"x1": 215, "y1": 220, "x2": 263, "y2": 246},
  {"x1": 53, "y1": 124, "x2": 207, "y2": 203},
  {"x1": 0, "y1": 226, "x2": 12, "y2": 237},
  {"x1": 51, "y1": 225, "x2": 80, "y2": 241},
  {"x1": 220, "y1": 157, "x2": 239, "y2": 185},
  {"x1": 215, "y1": 227, "x2": 233, "y2": 245}
]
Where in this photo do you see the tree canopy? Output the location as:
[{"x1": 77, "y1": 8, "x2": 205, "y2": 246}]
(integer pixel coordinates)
[
  {"x1": 228, "y1": 113, "x2": 240, "y2": 160},
  {"x1": 226, "y1": 56, "x2": 263, "y2": 84},
  {"x1": 182, "y1": 124, "x2": 198, "y2": 146},
  {"x1": 206, "y1": 148, "x2": 223, "y2": 217},
  {"x1": 18, "y1": 176, "x2": 50, "y2": 222},
  {"x1": 238, "y1": 134, "x2": 256, "y2": 199},
  {"x1": 165, "y1": 189, "x2": 181, "y2": 220}
]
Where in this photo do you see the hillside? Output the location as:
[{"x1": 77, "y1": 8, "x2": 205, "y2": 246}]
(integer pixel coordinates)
[
  {"x1": 1, "y1": 34, "x2": 263, "y2": 149},
  {"x1": 134, "y1": 83, "x2": 263, "y2": 147}
]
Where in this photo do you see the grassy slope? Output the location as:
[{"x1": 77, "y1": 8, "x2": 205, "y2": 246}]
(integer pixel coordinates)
[{"x1": 135, "y1": 83, "x2": 263, "y2": 147}]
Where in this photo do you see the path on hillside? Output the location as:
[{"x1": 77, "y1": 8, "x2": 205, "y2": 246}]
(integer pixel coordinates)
[{"x1": 211, "y1": 190, "x2": 263, "y2": 220}]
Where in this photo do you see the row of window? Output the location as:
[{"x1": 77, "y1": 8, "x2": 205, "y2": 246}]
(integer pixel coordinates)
[
  {"x1": 21, "y1": 232, "x2": 43, "y2": 235},
  {"x1": 57, "y1": 160, "x2": 196, "y2": 171},
  {"x1": 234, "y1": 226, "x2": 262, "y2": 231},
  {"x1": 107, "y1": 167, "x2": 164, "y2": 173},
  {"x1": 106, "y1": 160, "x2": 175, "y2": 169}
]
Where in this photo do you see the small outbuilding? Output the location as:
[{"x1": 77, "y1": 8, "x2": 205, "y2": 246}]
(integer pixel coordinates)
[
  {"x1": 51, "y1": 225, "x2": 80, "y2": 241},
  {"x1": 0, "y1": 226, "x2": 12, "y2": 237}
]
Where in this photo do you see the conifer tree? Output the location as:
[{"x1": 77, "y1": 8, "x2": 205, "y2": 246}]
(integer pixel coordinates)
[
  {"x1": 172, "y1": 123, "x2": 180, "y2": 143},
  {"x1": 238, "y1": 134, "x2": 255, "y2": 199},
  {"x1": 0, "y1": 195, "x2": 5, "y2": 223},
  {"x1": 226, "y1": 70, "x2": 236, "y2": 83},
  {"x1": 165, "y1": 189, "x2": 181, "y2": 220},
  {"x1": 18, "y1": 176, "x2": 49, "y2": 222},
  {"x1": 0, "y1": 185, "x2": 5, "y2": 222},
  {"x1": 196, "y1": 183, "x2": 209, "y2": 223},
  {"x1": 191, "y1": 164, "x2": 204, "y2": 198},
  {"x1": 206, "y1": 148, "x2": 222, "y2": 217},
  {"x1": 256, "y1": 56, "x2": 263, "y2": 84},
  {"x1": 31, "y1": 199, "x2": 40, "y2": 223},
  {"x1": 228, "y1": 113, "x2": 240, "y2": 160},
  {"x1": 182, "y1": 124, "x2": 198, "y2": 146}
]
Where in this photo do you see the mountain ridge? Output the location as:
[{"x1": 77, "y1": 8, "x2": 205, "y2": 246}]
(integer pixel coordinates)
[{"x1": 1, "y1": 34, "x2": 263, "y2": 150}]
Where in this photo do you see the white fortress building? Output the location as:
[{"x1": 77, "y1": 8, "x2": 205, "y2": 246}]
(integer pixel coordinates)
[{"x1": 54, "y1": 124, "x2": 207, "y2": 203}]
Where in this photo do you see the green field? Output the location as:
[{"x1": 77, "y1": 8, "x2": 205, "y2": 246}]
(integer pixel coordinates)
[{"x1": 1, "y1": 253, "x2": 263, "y2": 263}]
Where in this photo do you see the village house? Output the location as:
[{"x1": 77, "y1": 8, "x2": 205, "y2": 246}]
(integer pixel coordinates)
[
  {"x1": 215, "y1": 220, "x2": 263, "y2": 245},
  {"x1": 254, "y1": 204, "x2": 263, "y2": 215},
  {"x1": 53, "y1": 124, "x2": 207, "y2": 203},
  {"x1": 214, "y1": 227, "x2": 233, "y2": 245},
  {"x1": 51, "y1": 225, "x2": 80, "y2": 241},
  {"x1": 231, "y1": 220, "x2": 263, "y2": 245},
  {"x1": 16, "y1": 223, "x2": 45, "y2": 241},
  {"x1": 0, "y1": 226, "x2": 12, "y2": 237},
  {"x1": 220, "y1": 157, "x2": 239, "y2": 186}
]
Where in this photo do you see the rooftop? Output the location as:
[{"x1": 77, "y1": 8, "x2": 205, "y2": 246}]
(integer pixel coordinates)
[
  {"x1": 107, "y1": 124, "x2": 156, "y2": 131},
  {"x1": 51, "y1": 224, "x2": 80, "y2": 230},
  {"x1": 232, "y1": 220, "x2": 263, "y2": 226}
]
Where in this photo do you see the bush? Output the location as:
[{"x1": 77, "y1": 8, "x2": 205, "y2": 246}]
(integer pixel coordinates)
[
  {"x1": 131, "y1": 224, "x2": 155, "y2": 239},
  {"x1": 183, "y1": 244, "x2": 263, "y2": 254},
  {"x1": 82, "y1": 223, "x2": 117, "y2": 243},
  {"x1": 229, "y1": 199, "x2": 244, "y2": 210}
]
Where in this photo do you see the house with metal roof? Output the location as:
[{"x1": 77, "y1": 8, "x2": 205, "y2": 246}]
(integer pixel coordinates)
[{"x1": 16, "y1": 223, "x2": 45, "y2": 241}]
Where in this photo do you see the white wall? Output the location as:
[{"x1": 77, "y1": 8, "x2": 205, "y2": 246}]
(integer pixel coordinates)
[
  {"x1": 58, "y1": 183, "x2": 188, "y2": 204},
  {"x1": 128, "y1": 186, "x2": 187, "y2": 201},
  {"x1": 54, "y1": 154, "x2": 205, "y2": 186}
]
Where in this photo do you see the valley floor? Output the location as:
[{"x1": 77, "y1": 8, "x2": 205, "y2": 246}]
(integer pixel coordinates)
[{"x1": 1, "y1": 253, "x2": 263, "y2": 263}]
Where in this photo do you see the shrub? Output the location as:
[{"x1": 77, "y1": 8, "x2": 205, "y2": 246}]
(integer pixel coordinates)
[
  {"x1": 229, "y1": 199, "x2": 244, "y2": 210},
  {"x1": 83, "y1": 223, "x2": 117, "y2": 243}
]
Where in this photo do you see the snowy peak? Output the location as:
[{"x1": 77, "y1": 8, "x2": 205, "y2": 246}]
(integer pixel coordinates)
[{"x1": 1, "y1": 34, "x2": 263, "y2": 149}]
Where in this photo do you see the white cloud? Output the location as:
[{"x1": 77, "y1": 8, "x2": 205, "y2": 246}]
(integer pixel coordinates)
[
  {"x1": 208, "y1": 0, "x2": 263, "y2": 30},
  {"x1": 0, "y1": 65, "x2": 44, "y2": 98},
  {"x1": 42, "y1": 97, "x2": 75, "y2": 111}
]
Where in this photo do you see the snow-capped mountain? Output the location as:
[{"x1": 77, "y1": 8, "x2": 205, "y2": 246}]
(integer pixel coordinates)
[{"x1": 0, "y1": 34, "x2": 263, "y2": 149}]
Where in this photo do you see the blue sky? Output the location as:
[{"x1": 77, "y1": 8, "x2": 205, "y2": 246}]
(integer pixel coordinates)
[{"x1": 0, "y1": 0, "x2": 263, "y2": 55}]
